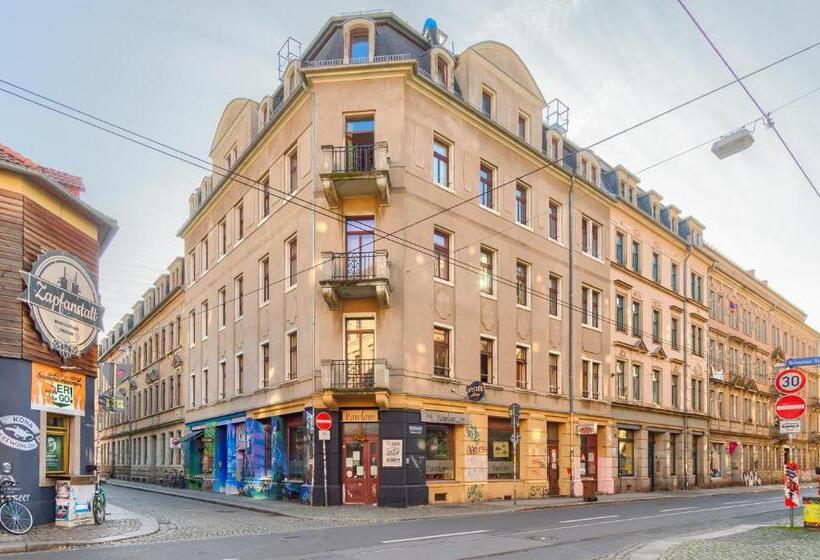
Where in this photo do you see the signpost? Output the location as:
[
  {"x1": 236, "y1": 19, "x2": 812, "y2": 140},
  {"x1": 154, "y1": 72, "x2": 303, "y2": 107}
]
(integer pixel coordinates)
[
  {"x1": 774, "y1": 369, "x2": 807, "y2": 394},
  {"x1": 315, "y1": 412, "x2": 332, "y2": 507},
  {"x1": 779, "y1": 419, "x2": 802, "y2": 435},
  {"x1": 784, "y1": 462, "x2": 800, "y2": 528},
  {"x1": 785, "y1": 356, "x2": 820, "y2": 368},
  {"x1": 509, "y1": 403, "x2": 520, "y2": 505}
]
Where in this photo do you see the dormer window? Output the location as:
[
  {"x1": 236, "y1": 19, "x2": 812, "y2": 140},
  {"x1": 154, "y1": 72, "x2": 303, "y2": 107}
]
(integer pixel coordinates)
[
  {"x1": 671, "y1": 218, "x2": 678, "y2": 233},
  {"x1": 481, "y1": 87, "x2": 494, "y2": 117},
  {"x1": 226, "y1": 145, "x2": 238, "y2": 169},
  {"x1": 546, "y1": 130, "x2": 563, "y2": 162},
  {"x1": 518, "y1": 112, "x2": 529, "y2": 142},
  {"x1": 436, "y1": 56, "x2": 448, "y2": 87},
  {"x1": 350, "y1": 30, "x2": 369, "y2": 61}
]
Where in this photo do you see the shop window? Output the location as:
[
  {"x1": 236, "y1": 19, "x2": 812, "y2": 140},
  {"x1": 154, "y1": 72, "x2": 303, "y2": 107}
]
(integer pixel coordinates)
[
  {"x1": 425, "y1": 424, "x2": 455, "y2": 480},
  {"x1": 287, "y1": 417, "x2": 306, "y2": 480},
  {"x1": 46, "y1": 414, "x2": 70, "y2": 476},
  {"x1": 617, "y1": 429, "x2": 634, "y2": 476},
  {"x1": 710, "y1": 443, "x2": 724, "y2": 478},
  {"x1": 488, "y1": 418, "x2": 518, "y2": 479}
]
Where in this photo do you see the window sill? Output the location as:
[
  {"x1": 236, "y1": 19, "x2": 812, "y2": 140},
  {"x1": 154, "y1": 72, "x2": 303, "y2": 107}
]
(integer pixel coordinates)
[
  {"x1": 433, "y1": 276, "x2": 454, "y2": 287},
  {"x1": 259, "y1": 214, "x2": 271, "y2": 227},
  {"x1": 259, "y1": 300, "x2": 270, "y2": 309},
  {"x1": 514, "y1": 387, "x2": 536, "y2": 395},
  {"x1": 480, "y1": 292, "x2": 497, "y2": 301},
  {"x1": 516, "y1": 304, "x2": 531, "y2": 311},
  {"x1": 581, "y1": 324, "x2": 603, "y2": 333},
  {"x1": 515, "y1": 222, "x2": 533, "y2": 232},
  {"x1": 547, "y1": 237, "x2": 563, "y2": 248},
  {"x1": 434, "y1": 182, "x2": 453, "y2": 192},
  {"x1": 431, "y1": 374, "x2": 458, "y2": 384},
  {"x1": 549, "y1": 313, "x2": 562, "y2": 320},
  {"x1": 479, "y1": 204, "x2": 500, "y2": 216},
  {"x1": 285, "y1": 284, "x2": 298, "y2": 294},
  {"x1": 581, "y1": 252, "x2": 605, "y2": 264}
]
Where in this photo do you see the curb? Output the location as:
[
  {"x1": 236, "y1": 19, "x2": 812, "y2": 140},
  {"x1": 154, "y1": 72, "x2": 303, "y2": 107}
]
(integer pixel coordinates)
[
  {"x1": 106, "y1": 479, "x2": 808, "y2": 522},
  {"x1": 627, "y1": 524, "x2": 761, "y2": 560},
  {"x1": 0, "y1": 507, "x2": 159, "y2": 554}
]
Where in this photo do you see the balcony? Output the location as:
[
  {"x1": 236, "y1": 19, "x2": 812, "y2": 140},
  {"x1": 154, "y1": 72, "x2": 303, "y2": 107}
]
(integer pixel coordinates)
[
  {"x1": 319, "y1": 142, "x2": 391, "y2": 208},
  {"x1": 319, "y1": 251, "x2": 390, "y2": 310},
  {"x1": 321, "y1": 358, "x2": 390, "y2": 409}
]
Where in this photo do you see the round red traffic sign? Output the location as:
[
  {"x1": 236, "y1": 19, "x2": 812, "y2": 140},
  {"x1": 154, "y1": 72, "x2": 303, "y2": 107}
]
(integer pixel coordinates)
[
  {"x1": 775, "y1": 394, "x2": 807, "y2": 420},
  {"x1": 315, "y1": 411, "x2": 333, "y2": 431},
  {"x1": 775, "y1": 369, "x2": 807, "y2": 394}
]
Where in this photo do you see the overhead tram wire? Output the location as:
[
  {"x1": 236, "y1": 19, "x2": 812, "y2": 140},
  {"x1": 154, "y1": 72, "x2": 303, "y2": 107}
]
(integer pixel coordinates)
[
  {"x1": 677, "y1": 0, "x2": 820, "y2": 200},
  {"x1": 4, "y1": 40, "x2": 820, "y2": 354}
]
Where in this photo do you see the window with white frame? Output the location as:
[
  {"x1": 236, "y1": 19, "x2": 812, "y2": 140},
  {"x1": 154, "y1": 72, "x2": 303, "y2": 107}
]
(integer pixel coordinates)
[
  {"x1": 201, "y1": 368, "x2": 209, "y2": 405},
  {"x1": 515, "y1": 345, "x2": 530, "y2": 389},
  {"x1": 515, "y1": 183, "x2": 530, "y2": 226},
  {"x1": 201, "y1": 237, "x2": 209, "y2": 273},
  {"x1": 234, "y1": 274, "x2": 244, "y2": 320},
  {"x1": 479, "y1": 163, "x2": 495, "y2": 210},
  {"x1": 218, "y1": 218, "x2": 227, "y2": 257},
  {"x1": 259, "y1": 255, "x2": 270, "y2": 305},
  {"x1": 287, "y1": 331, "x2": 297, "y2": 380},
  {"x1": 188, "y1": 310, "x2": 195, "y2": 347},
  {"x1": 188, "y1": 250, "x2": 196, "y2": 284},
  {"x1": 432, "y1": 137, "x2": 450, "y2": 188},
  {"x1": 516, "y1": 260, "x2": 530, "y2": 308},
  {"x1": 433, "y1": 228, "x2": 451, "y2": 282},
  {"x1": 218, "y1": 287, "x2": 226, "y2": 329},
  {"x1": 218, "y1": 360, "x2": 226, "y2": 400},
  {"x1": 260, "y1": 174, "x2": 270, "y2": 219},
  {"x1": 582, "y1": 359, "x2": 601, "y2": 399},
  {"x1": 549, "y1": 274, "x2": 561, "y2": 318},
  {"x1": 548, "y1": 199, "x2": 561, "y2": 242},
  {"x1": 479, "y1": 246, "x2": 496, "y2": 296},
  {"x1": 433, "y1": 325, "x2": 451, "y2": 377},
  {"x1": 234, "y1": 353, "x2": 244, "y2": 395},
  {"x1": 517, "y1": 112, "x2": 529, "y2": 142},
  {"x1": 480, "y1": 336, "x2": 495, "y2": 384},
  {"x1": 581, "y1": 215, "x2": 601, "y2": 258},
  {"x1": 260, "y1": 341, "x2": 270, "y2": 388},
  {"x1": 286, "y1": 235, "x2": 298, "y2": 289},
  {"x1": 288, "y1": 148, "x2": 298, "y2": 194},
  {"x1": 188, "y1": 373, "x2": 196, "y2": 407},
  {"x1": 616, "y1": 359, "x2": 627, "y2": 398},
  {"x1": 235, "y1": 202, "x2": 244, "y2": 242},
  {"x1": 581, "y1": 285, "x2": 601, "y2": 328},
  {"x1": 548, "y1": 352, "x2": 560, "y2": 394},
  {"x1": 201, "y1": 301, "x2": 208, "y2": 340}
]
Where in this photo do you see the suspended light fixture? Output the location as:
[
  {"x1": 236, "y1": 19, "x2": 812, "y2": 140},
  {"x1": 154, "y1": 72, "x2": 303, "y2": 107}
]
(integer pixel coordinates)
[{"x1": 711, "y1": 126, "x2": 755, "y2": 159}]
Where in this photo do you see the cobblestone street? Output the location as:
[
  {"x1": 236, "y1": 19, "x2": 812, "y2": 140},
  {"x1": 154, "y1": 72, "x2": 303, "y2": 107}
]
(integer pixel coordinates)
[
  {"x1": 95, "y1": 485, "x2": 350, "y2": 546},
  {"x1": 662, "y1": 525, "x2": 820, "y2": 560}
]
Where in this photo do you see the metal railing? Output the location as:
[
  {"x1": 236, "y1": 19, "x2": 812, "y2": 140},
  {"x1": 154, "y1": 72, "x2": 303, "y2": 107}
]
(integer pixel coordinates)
[
  {"x1": 325, "y1": 144, "x2": 376, "y2": 173},
  {"x1": 326, "y1": 359, "x2": 387, "y2": 389},
  {"x1": 301, "y1": 53, "x2": 414, "y2": 69},
  {"x1": 325, "y1": 250, "x2": 388, "y2": 281}
]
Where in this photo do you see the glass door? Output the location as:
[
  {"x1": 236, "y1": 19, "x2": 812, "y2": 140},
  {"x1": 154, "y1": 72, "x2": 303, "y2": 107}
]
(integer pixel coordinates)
[
  {"x1": 345, "y1": 317, "x2": 375, "y2": 388},
  {"x1": 345, "y1": 217, "x2": 375, "y2": 279},
  {"x1": 345, "y1": 117, "x2": 374, "y2": 171}
]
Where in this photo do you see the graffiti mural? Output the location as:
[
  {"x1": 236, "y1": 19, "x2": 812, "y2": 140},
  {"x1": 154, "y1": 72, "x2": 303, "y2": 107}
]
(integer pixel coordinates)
[
  {"x1": 465, "y1": 423, "x2": 481, "y2": 442},
  {"x1": 466, "y1": 484, "x2": 484, "y2": 503},
  {"x1": 528, "y1": 485, "x2": 549, "y2": 498}
]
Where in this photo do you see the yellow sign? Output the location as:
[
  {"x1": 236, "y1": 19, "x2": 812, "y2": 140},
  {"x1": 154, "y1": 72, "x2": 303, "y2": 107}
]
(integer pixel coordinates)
[
  {"x1": 31, "y1": 362, "x2": 86, "y2": 417},
  {"x1": 804, "y1": 497, "x2": 820, "y2": 528},
  {"x1": 342, "y1": 409, "x2": 379, "y2": 423}
]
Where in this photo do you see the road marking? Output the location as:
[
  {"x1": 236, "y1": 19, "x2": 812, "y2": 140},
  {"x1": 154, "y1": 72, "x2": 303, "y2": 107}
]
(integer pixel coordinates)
[
  {"x1": 659, "y1": 506, "x2": 697, "y2": 512},
  {"x1": 381, "y1": 529, "x2": 489, "y2": 544},
  {"x1": 559, "y1": 515, "x2": 619, "y2": 523},
  {"x1": 723, "y1": 500, "x2": 753, "y2": 505}
]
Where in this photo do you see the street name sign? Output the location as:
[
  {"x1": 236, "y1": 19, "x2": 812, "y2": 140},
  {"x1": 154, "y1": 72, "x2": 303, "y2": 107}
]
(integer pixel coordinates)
[
  {"x1": 779, "y1": 420, "x2": 802, "y2": 434},
  {"x1": 774, "y1": 369, "x2": 807, "y2": 394},
  {"x1": 775, "y1": 394, "x2": 807, "y2": 420},
  {"x1": 785, "y1": 356, "x2": 820, "y2": 368}
]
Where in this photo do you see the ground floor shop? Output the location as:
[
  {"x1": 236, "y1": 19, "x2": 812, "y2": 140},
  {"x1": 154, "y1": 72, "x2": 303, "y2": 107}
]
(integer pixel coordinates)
[
  {"x1": 98, "y1": 424, "x2": 184, "y2": 482},
  {"x1": 0, "y1": 358, "x2": 95, "y2": 524},
  {"x1": 708, "y1": 435, "x2": 820, "y2": 486}
]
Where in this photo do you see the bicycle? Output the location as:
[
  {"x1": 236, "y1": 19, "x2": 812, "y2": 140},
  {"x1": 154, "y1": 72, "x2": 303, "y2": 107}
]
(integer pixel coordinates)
[
  {"x1": 0, "y1": 480, "x2": 33, "y2": 535},
  {"x1": 86, "y1": 465, "x2": 106, "y2": 525}
]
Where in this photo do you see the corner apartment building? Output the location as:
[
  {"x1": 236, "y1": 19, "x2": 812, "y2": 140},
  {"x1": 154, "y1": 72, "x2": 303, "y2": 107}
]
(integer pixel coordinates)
[
  {"x1": 95, "y1": 10, "x2": 820, "y2": 505},
  {"x1": 96, "y1": 257, "x2": 186, "y2": 482},
  {"x1": 705, "y1": 246, "x2": 820, "y2": 485}
]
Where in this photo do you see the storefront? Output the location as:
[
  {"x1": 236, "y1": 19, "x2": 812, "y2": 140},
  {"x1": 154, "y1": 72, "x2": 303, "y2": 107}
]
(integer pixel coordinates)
[{"x1": 0, "y1": 145, "x2": 116, "y2": 525}]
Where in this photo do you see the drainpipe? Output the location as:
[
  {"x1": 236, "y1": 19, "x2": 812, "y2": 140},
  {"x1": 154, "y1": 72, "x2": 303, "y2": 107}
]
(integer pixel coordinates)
[
  {"x1": 307, "y1": 77, "x2": 318, "y2": 499},
  {"x1": 568, "y1": 176, "x2": 576, "y2": 498},
  {"x1": 682, "y1": 242, "x2": 693, "y2": 491}
]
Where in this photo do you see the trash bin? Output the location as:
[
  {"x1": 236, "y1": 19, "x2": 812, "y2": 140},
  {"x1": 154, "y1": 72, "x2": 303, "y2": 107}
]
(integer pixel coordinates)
[
  {"x1": 804, "y1": 496, "x2": 820, "y2": 529},
  {"x1": 581, "y1": 477, "x2": 598, "y2": 502}
]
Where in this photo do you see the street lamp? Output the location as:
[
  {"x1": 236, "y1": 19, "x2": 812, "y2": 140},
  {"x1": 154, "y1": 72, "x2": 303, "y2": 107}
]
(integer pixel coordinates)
[{"x1": 711, "y1": 127, "x2": 755, "y2": 159}]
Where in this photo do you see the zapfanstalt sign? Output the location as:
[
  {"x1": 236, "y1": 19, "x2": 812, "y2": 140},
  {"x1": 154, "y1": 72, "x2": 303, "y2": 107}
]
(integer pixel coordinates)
[{"x1": 20, "y1": 251, "x2": 103, "y2": 361}]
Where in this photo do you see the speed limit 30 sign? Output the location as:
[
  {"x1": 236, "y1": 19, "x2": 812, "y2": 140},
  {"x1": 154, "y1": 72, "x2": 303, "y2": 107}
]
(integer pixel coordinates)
[{"x1": 775, "y1": 369, "x2": 806, "y2": 394}]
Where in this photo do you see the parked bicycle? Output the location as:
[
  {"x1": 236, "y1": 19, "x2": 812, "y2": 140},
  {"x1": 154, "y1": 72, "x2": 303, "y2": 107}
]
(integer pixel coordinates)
[
  {"x1": 86, "y1": 465, "x2": 106, "y2": 524},
  {"x1": 0, "y1": 480, "x2": 32, "y2": 535}
]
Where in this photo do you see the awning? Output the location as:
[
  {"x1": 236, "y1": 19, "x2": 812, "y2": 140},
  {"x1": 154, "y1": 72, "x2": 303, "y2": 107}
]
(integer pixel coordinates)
[{"x1": 178, "y1": 431, "x2": 204, "y2": 444}]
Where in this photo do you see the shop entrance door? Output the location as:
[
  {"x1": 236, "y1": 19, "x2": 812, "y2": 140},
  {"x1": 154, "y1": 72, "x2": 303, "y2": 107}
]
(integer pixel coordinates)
[
  {"x1": 342, "y1": 432, "x2": 380, "y2": 504},
  {"x1": 648, "y1": 436, "x2": 656, "y2": 491},
  {"x1": 580, "y1": 434, "x2": 598, "y2": 480},
  {"x1": 547, "y1": 441, "x2": 560, "y2": 495}
]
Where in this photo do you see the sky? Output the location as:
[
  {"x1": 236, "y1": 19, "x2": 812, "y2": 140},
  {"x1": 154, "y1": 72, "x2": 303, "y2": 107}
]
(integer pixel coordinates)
[{"x1": 1, "y1": 0, "x2": 819, "y2": 333}]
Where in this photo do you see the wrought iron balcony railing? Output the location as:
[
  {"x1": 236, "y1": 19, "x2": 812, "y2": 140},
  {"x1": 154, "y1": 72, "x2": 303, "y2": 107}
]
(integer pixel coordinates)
[{"x1": 321, "y1": 359, "x2": 389, "y2": 390}]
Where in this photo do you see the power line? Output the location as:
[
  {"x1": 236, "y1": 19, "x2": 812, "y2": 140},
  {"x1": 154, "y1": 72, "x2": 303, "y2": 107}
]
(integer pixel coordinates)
[{"x1": 677, "y1": 0, "x2": 820, "y2": 199}]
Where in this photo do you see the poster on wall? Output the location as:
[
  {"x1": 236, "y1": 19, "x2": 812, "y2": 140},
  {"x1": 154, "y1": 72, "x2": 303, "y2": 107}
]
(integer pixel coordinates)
[
  {"x1": 46, "y1": 433, "x2": 65, "y2": 472},
  {"x1": 19, "y1": 251, "x2": 103, "y2": 361},
  {"x1": 31, "y1": 362, "x2": 86, "y2": 417},
  {"x1": 382, "y1": 439, "x2": 403, "y2": 467}
]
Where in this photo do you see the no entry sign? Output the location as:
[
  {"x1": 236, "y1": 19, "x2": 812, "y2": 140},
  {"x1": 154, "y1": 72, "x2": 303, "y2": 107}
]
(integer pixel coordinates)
[
  {"x1": 775, "y1": 394, "x2": 807, "y2": 420},
  {"x1": 774, "y1": 369, "x2": 806, "y2": 394},
  {"x1": 315, "y1": 411, "x2": 333, "y2": 431}
]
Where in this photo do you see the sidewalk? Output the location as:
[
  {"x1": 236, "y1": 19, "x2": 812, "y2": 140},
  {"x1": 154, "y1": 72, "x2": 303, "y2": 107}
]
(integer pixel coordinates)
[
  {"x1": 108, "y1": 479, "x2": 808, "y2": 523},
  {"x1": 631, "y1": 524, "x2": 820, "y2": 560},
  {"x1": 0, "y1": 503, "x2": 158, "y2": 554}
]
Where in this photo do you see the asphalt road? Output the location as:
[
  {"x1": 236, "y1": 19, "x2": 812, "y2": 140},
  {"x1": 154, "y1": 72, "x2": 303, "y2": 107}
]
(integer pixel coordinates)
[{"x1": 8, "y1": 488, "x2": 795, "y2": 560}]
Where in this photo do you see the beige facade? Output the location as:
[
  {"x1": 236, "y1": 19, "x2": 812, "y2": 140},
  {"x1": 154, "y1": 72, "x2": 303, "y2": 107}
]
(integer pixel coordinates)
[
  {"x1": 95, "y1": 11, "x2": 820, "y2": 504},
  {"x1": 96, "y1": 257, "x2": 186, "y2": 482}
]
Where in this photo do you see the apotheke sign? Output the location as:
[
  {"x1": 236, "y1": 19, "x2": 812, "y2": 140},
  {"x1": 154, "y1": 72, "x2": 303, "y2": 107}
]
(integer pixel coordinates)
[{"x1": 20, "y1": 251, "x2": 103, "y2": 361}]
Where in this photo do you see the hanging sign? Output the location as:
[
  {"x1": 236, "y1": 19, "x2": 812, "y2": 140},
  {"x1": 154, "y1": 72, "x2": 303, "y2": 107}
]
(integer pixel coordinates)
[
  {"x1": 19, "y1": 251, "x2": 103, "y2": 361},
  {"x1": 31, "y1": 362, "x2": 86, "y2": 416},
  {"x1": 0, "y1": 415, "x2": 40, "y2": 451},
  {"x1": 466, "y1": 381, "x2": 486, "y2": 401}
]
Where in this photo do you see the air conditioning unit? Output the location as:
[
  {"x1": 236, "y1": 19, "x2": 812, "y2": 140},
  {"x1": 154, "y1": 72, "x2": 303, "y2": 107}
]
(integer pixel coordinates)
[{"x1": 711, "y1": 128, "x2": 754, "y2": 159}]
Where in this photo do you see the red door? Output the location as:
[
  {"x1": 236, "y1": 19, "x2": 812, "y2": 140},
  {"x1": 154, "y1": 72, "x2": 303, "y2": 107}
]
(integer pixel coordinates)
[
  {"x1": 342, "y1": 435, "x2": 379, "y2": 504},
  {"x1": 580, "y1": 434, "x2": 598, "y2": 480}
]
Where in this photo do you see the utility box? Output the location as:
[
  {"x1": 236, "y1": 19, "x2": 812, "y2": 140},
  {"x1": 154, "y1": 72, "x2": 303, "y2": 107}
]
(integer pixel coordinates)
[{"x1": 581, "y1": 478, "x2": 598, "y2": 502}]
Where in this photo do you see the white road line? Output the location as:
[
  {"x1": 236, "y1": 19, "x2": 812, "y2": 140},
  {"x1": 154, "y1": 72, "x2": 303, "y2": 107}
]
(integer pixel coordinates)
[
  {"x1": 559, "y1": 515, "x2": 619, "y2": 523},
  {"x1": 381, "y1": 529, "x2": 489, "y2": 544},
  {"x1": 723, "y1": 500, "x2": 753, "y2": 505},
  {"x1": 659, "y1": 506, "x2": 697, "y2": 512}
]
